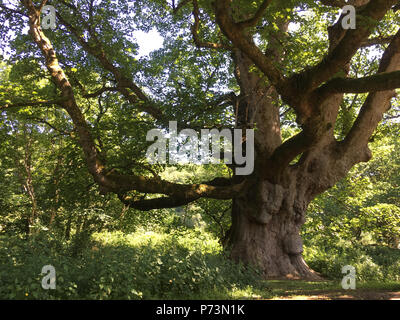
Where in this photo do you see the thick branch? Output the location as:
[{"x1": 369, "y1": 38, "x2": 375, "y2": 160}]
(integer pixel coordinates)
[
  {"x1": 317, "y1": 70, "x2": 400, "y2": 96},
  {"x1": 101, "y1": 173, "x2": 246, "y2": 197},
  {"x1": 213, "y1": 0, "x2": 285, "y2": 90},
  {"x1": 342, "y1": 29, "x2": 400, "y2": 159},
  {"x1": 264, "y1": 131, "x2": 310, "y2": 180},
  {"x1": 117, "y1": 177, "x2": 245, "y2": 211},
  {"x1": 289, "y1": 0, "x2": 397, "y2": 97},
  {"x1": 22, "y1": 0, "x2": 106, "y2": 184},
  {"x1": 118, "y1": 194, "x2": 199, "y2": 211}
]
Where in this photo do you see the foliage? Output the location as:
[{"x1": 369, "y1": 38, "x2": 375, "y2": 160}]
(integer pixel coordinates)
[
  {"x1": 0, "y1": 228, "x2": 262, "y2": 300},
  {"x1": 304, "y1": 239, "x2": 400, "y2": 282},
  {"x1": 304, "y1": 123, "x2": 400, "y2": 248}
]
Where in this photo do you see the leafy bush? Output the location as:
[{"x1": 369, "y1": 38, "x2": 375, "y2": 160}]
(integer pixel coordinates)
[
  {"x1": 0, "y1": 228, "x2": 262, "y2": 300},
  {"x1": 304, "y1": 238, "x2": 400, "y2": 282}
]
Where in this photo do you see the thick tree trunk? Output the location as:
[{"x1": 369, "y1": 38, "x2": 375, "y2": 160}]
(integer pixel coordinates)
[
  {"x1": 226, "y1": 180, "x2": 321, "y2": 280},
  {"x1": 227, "y1": 49, "x2": 324, "y2": 280}
]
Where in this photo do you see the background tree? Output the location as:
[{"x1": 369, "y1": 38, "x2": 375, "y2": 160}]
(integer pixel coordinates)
[{"x1": 0, "y1": 0, "x2": 399, "y2": 279}]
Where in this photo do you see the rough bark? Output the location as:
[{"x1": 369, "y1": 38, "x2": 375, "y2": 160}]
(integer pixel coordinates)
[{"x1": 227, "y1": 179, "x2": 322, "y2": 279}]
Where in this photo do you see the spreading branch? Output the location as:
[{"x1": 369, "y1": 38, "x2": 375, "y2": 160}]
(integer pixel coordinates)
[
  {"x1": 237, "y1": 0, "x2": 273, "y2": 28},
  {"x1": 342, "y1": 28, "x2": 400, "y2": 158},
  {"x1": 191, "y1": 0, "x2": 232, "y2": 50},
  {"x1": 213, "y1": 0, "x2": 285, "y2": 90},
  {"x1": 117, "y1": 177, "x2": 247, "y2": 211},
  {"x1": 118, "y1": 194, "x2": 198, "y2": 211},
  {"x1": 289, "y1": 0, "x2": 398, "y2": 95},
  {"x1": 55, "y1": 8, "x2": 165, "y2": 121},
  {"x1": 17, "y1": 0, "x2": 245, "y2": 210},
  {"x1": 316, "y1": 70, "x2": 400, "y2": 96}
]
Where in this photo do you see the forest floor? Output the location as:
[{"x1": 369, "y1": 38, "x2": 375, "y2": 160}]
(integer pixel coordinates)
[
  {"x1": 270, "y1": 290, "x2": 400, "y2": 300},
  {"x1": 257, "y1": 280, "x2": 400, "y2": 300}
]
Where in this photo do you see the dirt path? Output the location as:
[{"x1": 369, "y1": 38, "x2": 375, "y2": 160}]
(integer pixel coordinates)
[{"x1": 272, "y1": 290, "x2": 400, "y2": 300}]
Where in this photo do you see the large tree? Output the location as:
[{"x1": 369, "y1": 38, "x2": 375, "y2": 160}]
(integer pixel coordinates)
[{"x1": 1, "y1": 0, "x2": 399, "y2": 279}]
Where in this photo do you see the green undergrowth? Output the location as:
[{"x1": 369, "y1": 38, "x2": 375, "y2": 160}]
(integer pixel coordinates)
[
  {"x1": 303, "y1": 237, "x2": 400, "y2": 282},
  {"x1": 0, "y1": 228, "x2": 264, "y2": 300},
  {"x1": 1, "y1": 228, "x2": 399, "y2": 300}
]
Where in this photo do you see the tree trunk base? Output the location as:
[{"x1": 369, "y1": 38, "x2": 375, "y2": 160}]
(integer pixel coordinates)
[
  {"x1": 228, "y1": 241, "x2": 323, "y2": 280},
  {"x1": 226, "y1": 193, "x2": 323, "y2": 281}
]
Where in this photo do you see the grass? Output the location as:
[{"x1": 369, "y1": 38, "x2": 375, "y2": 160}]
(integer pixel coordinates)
[
  {"x1": 260, "y1": 280, "x2": 400, "y2": 299},
  {"x1": 198, "y1": 279, "x2": 400, "y2": 300}
]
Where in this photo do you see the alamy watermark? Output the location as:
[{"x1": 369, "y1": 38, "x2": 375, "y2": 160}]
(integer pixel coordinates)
[
  {"x1": 39, "y1": 4, "x2": 357, "y2": 30},
  {"x1": 41, "y1": 5, "x2": 56, "y2": 30},
  {"x1": 41, "y1": 265, "x2": 56, "y2": 290},
  {"x1": 341, "y1": 5, "x2": 356, "y2": 30},
  {"x1": 38, "y1": 263, "x2": 357, "y2": 291},
  {"x1": 341, "y1": 265, "x2": 356, "y2": 290},
  {"x1": 146, "y1": 121, "x2": 254, "y2": 175}
]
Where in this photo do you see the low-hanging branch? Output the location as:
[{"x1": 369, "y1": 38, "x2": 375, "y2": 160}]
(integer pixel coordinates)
[
  {"x1": 17, "y1": 0, "x2": 248, "y2": 211},
  {"x1": 121, "y1": 195, "x2": 200, "y2": 211},
  {"x1": 316, "y1": 70, "x2": 400, "y2": 96},
  {"x1": 118, "y1": 194, "x2": 206, "y2": 211},
  {"x1": 101, "y1": 172, "x2": 247, "y2": 199},
  {"x1": 117, "y1": 176, "x2": 247, "y2": 211}
]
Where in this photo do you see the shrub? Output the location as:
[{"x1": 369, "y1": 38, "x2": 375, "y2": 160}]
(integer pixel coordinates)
[
  {"x1": 304, "y1": 239, "x2": 400, "y2": 282},
  {"x1": 0, "y1": 228, "x2": 262, "y2": 300}
]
